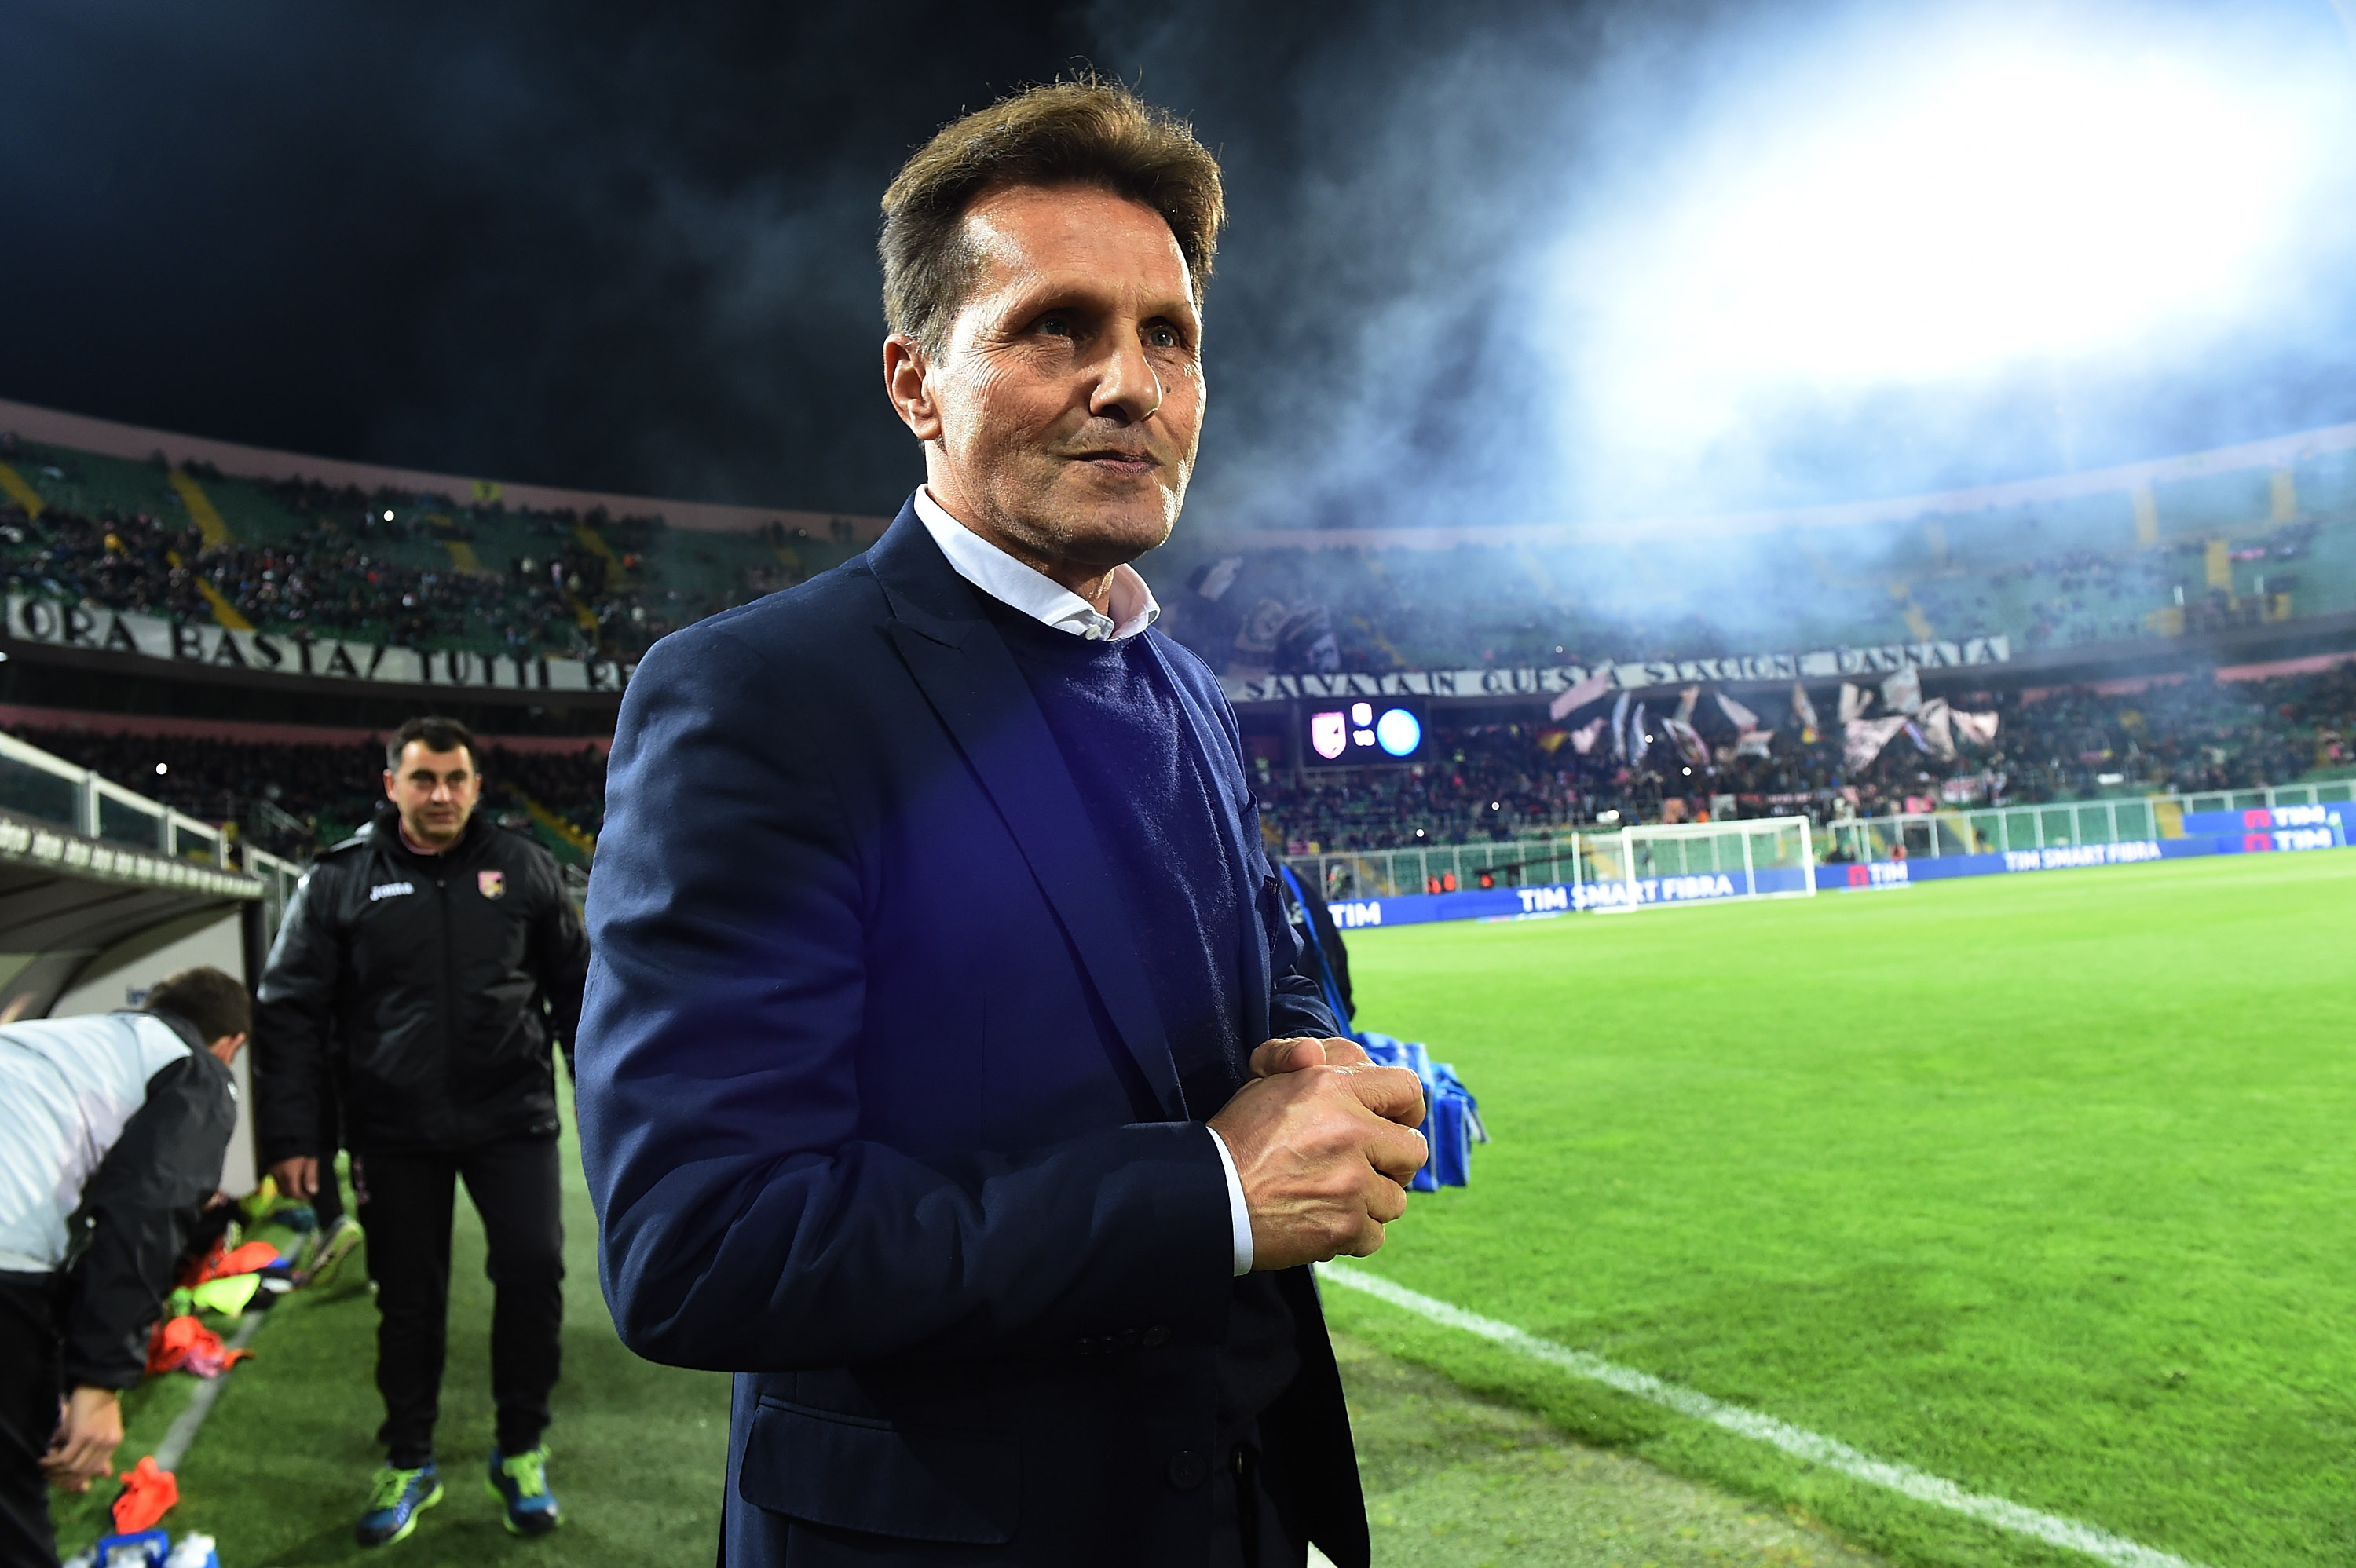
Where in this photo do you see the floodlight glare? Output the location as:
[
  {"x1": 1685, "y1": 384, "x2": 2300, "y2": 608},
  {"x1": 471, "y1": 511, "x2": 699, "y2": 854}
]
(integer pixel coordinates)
[{"x1": 1557, "y1": 8, "x2": 2343, "y2": 476}]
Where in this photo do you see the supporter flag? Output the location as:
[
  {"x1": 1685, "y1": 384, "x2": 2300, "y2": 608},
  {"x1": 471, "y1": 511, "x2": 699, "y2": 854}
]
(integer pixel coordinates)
[
  {"x1": 1790, "y1": 681, "x2": 1820, "y2": 741},
  {"x1": 1952, "y1": 708, "x2": 2000, "y2": 747},
  {"x1": 1714, "y1": 693, "x2": 1761, "y2": 731},
  {"x1": 1844, "y1": 715, "x2": 1908, "y2": 771},
  {"x1": 1535, "y1": 726, "x2": 1570, "y2": 754},
  {"x1": 1838, "y1": 682, "x2": 1871, "y2": 722},
  {"x1": 1630, "y1": 703, "x2": 1648, "y2": 761},
  {"x1": 1569, "y1": 717, "x2": 1605, "y2": 755},
  {"x1": 1940, "y1": 771, "x2": 1992, "y2": 805},
  {"x1": 1549, "y1": 667, "x2": 1612, "y2": 721},
  {"x1": 1674, "y1": 685, "x2": 1700, "y2": 724},
  {"x1": 1881, "y1": 666, "x2": 1922, "y2": 715},
  {"x1": 1190, "y1": 555, "x2": 1244, "y2": 601},
  {"x1": 1610, "y1": 692, "x2": 1631, "y2": 758},
  {"x1": 1735, "y1": 729, "x2": 1773, "y2": 759},
  {"x1": 1663, "y1": 716, "x2": 1710, "y2": 767},
  {"x1": 1918, "y1": 700, "x2": 1958, "y2": 761}
]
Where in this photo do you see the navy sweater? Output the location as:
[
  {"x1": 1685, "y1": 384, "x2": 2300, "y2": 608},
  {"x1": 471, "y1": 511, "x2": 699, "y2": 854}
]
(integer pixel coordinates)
[{"x1": 984, "y1": 601, "x2": 1299, "y2": 1447}]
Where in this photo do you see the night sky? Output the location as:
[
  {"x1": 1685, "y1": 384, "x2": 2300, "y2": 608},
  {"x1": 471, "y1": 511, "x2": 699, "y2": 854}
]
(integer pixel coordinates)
[{"x1": 8, "y1": 2, "x2": 2354, "y2": 533}]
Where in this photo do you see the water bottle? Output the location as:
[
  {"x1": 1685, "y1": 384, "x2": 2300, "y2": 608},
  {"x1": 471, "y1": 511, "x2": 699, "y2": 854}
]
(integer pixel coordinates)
[{"x1": 164, "y1": 1535, "x2": 220, "y2": 1568}]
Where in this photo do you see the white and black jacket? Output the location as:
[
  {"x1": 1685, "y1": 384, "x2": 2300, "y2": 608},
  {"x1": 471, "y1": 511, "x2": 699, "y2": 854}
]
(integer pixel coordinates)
[{"x1": 0, "y1": 1009, "x2": 236, "y2": 1388}]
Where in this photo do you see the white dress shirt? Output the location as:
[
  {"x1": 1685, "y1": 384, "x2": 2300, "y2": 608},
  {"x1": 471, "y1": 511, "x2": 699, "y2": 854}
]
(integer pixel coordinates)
[{"x1": 913, "y1": 486, "x2": 1253, "y2": 1275}]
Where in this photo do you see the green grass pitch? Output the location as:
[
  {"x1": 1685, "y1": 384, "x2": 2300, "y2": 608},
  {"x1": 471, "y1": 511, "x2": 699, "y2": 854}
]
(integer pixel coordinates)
[
  {"x1": 1323, "y1": 849, "x2": 2356, "y2": 1567},
  {"x1": 51, "y1": 850, "x2": 2352, "y2": 1565},
  {"x1": 52, "y1": 1100, "x2": 733, "y2": 1566}
]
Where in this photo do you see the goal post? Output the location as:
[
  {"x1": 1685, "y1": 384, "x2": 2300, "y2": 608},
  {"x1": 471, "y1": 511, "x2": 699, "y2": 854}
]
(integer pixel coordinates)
[{"x1": 1610, "y1": 817, "x2": 1816, "y2": 908}]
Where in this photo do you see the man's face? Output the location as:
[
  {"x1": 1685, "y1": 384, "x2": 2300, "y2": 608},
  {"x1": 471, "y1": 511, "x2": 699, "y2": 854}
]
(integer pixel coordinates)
[
  {"x1": 382, "y1": 741, "x2": 479, "y2": 850},
  {"x1": 889, "y1": 183, "x2": 1205, "y2": 577}
]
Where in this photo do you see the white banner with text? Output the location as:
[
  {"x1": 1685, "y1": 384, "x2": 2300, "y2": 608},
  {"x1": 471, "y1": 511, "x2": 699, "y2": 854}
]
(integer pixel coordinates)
[
  {"x1": 1220, "y1": 636, "x2": 2010, "y2": 705},
  {"x1": 4, "y1": 595, "x2": 633, "y2": 693}
]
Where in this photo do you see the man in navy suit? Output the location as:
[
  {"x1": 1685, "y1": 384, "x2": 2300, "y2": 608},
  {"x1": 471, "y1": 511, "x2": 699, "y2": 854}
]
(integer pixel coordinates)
[{"x1": 576, "y1": 79, "x2": 1429, "y2": 1568}]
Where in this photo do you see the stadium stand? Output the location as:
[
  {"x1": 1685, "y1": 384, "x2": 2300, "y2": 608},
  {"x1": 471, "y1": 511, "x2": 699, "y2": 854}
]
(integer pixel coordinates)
[
  {"x1": 5, "y1": 400, "x2": 2356, "y2": 869},
  {"x1": 2, "y1": 717, "x2": 607, "y2": 864},
  {"x1": 1254, "y1": 659, "x2": 2356, "y2": 853},
  {"x1": 1150, "y1": 437, "x2": 2356, "y2": 676},
  {"x1": 0, "y1": 432, "x2": 869, "y2": 663},
  {"x1": 7, "y1": 408, "x2": 2356, "y2": 685},
  {"x1": 10, "y1": 657, "x2": 2351, "y2": 865}
]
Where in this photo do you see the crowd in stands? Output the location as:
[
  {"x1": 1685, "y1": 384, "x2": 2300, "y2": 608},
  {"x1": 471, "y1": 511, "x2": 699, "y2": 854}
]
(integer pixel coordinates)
[
  {"x1": 6, "y1": 429, "x2": 2349, "y2": 681},
  {"x1": 0, "y1": 499, "x2": 659, "y2": 662},
  {"x1": 14, "y1": 663, "x2": 2348, "y2": 867},
  {"x1": 9, "y1": 728, "x2": 609, "y2": 861},
  {"x1": 1257, "y1": 662, "x2": 2356, "y2": 854},
  {"x1": 1152, "y1": 514, "x2": 2346, "y2": 678},
  {"x1": 0, "y1": 444, "x2": 838, "y2": 663}
]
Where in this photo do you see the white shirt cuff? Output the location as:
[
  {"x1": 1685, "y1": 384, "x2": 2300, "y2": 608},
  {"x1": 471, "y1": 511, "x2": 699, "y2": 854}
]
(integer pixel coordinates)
[{"x1": 1206, "y1": 1125, "x2": 1253, "y2": 1276}]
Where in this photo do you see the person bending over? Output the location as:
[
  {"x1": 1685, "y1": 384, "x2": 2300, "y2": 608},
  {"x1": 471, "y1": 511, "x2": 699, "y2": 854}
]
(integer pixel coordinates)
[{"x1": 0, "y1": 967, "x2": 247, "y2": 1568}]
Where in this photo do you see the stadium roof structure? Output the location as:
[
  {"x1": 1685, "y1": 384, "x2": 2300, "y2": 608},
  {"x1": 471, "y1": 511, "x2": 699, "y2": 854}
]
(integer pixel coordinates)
[
  {"x1": 1207, "y1": 418, "x2": 2356, "y2": 551},
  {"x1": 0, "y1": 397, "x2": 891, "y2": 542},
  {"x1": 0, "y1": 729, "x2": 296, "y2": 1021}
]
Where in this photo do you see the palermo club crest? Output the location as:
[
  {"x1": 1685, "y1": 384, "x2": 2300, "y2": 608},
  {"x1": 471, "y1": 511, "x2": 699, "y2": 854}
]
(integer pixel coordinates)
[{"x1": 478, "y1": 869, "x2": 505, "y2": 900}]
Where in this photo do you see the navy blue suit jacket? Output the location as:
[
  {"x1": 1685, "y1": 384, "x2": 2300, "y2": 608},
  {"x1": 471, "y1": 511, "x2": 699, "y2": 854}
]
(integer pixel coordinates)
[{"x1": 576, "y1": 500, "x2": 1367, "y2": 1566}]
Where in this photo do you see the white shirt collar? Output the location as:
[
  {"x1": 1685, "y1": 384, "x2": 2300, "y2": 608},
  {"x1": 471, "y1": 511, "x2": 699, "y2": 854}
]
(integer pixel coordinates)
[{"x1": 913, "y1": 486, "x2": 1159, "y2": 643}]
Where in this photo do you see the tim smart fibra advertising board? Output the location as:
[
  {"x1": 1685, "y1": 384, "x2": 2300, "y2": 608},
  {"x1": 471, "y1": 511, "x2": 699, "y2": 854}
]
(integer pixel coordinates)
[{"x1": 2177, "y1": 803, "x2": 2348, "y2": 850}]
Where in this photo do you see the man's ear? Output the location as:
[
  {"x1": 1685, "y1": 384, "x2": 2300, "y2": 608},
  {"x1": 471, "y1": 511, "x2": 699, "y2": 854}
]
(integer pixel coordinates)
[
  {"x1": 883, "y1": 334, "x2": 945, "y2": 442},
  {"x1": 208, "y1": 1032, "x2": 247, "y2": 1065}
]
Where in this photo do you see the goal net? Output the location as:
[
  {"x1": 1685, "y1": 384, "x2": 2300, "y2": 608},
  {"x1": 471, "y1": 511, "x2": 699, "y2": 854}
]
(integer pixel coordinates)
[{"x1": 1581, "y1": 817, "x2": 1816, "y2": 909}]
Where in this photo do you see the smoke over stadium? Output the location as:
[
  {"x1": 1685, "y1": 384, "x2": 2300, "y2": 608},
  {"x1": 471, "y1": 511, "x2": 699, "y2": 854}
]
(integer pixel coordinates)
[{"x1": 1097, "y1": 0, "x2": 2356, "y2": 647}]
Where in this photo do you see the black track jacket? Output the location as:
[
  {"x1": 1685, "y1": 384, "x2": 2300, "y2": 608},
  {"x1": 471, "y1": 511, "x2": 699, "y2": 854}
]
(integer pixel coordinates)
[{"x1": 255, "y1": 803, "x2": 589, "y2": 1161}]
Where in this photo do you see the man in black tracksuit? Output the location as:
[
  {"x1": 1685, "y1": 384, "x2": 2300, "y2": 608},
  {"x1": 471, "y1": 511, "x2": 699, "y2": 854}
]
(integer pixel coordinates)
[{"x1": 255, "y1": 715, "x2": 588, "y2": 1546}]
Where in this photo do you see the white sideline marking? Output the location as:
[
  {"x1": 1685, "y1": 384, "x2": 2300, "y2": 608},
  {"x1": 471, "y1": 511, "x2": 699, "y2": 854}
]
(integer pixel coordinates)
[
  {"x1": 152, "y1": 1310, "x2": 266, "y2": 1473},
  {"x1": 1319, "y1": 1263, "x2": 2208, "y2": 1568}
]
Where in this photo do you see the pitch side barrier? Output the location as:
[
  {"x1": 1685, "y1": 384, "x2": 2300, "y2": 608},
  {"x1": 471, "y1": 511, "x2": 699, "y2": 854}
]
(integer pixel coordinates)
[
  {"x1": 1308, "y1": 806, "x2": 2348, "y2": 930},
  {"x1": 1816, "y1": 810, "x2": 2344, "y2": 894}
]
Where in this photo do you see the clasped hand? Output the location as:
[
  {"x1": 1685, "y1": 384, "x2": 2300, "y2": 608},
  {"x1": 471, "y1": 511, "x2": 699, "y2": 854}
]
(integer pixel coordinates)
[{"x1": 1208, "y1": 1037, "x2": 1428, "y2": 1272}]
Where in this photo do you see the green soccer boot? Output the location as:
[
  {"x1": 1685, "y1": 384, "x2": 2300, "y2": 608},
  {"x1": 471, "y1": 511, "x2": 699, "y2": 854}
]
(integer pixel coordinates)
[
  {"x1": 486, "y1": 1446, "x2": 560, "y2": 1536},
  {"x1": 357, "y1": 1460, "x2": 442, "y2": 1546}
]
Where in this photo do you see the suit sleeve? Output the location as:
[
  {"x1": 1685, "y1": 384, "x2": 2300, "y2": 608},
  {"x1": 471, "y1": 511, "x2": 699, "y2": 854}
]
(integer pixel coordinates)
[
  {"x1": 1222, "y1": 690, "x2": 1339, "y2": 1045},
  {"x1": 60, "y1": 1054, "x2": 236, "y2": 1389},
  {"x1": 576, "y1": 623, "x2": 1231, "y2": 1375},
  {"x1": 252, "y1": 868, "x2": 341, "y2": 1167},
  {"x1": 1266, "y1": 880, "x2": 1341, "y2": 1042}
]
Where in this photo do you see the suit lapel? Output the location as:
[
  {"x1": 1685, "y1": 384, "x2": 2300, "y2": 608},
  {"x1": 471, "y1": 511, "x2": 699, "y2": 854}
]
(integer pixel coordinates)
[{"x1": 868, "y1": 503, "x2": 1188, "y2": 1120}]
